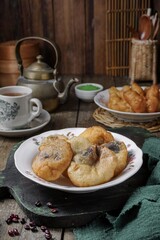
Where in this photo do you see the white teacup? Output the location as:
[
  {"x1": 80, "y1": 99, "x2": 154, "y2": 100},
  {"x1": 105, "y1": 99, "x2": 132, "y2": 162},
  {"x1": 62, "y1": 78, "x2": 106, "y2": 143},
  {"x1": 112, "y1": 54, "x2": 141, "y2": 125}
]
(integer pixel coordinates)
[{"x1": 0, "y1": 86, "x2": 43, "y2": 130}]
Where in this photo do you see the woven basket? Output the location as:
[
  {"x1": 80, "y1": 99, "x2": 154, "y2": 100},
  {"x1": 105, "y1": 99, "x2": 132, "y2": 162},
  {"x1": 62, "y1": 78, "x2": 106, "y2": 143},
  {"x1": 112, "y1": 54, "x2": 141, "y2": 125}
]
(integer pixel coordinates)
[{"x1": 129, "y1": 39, "x2": 158, "y2": 83}]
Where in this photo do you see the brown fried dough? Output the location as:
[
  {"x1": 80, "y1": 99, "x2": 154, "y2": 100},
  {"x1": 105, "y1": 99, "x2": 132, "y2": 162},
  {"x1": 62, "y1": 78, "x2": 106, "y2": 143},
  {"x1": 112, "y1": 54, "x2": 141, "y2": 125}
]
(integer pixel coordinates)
[
  {"x1": 67, "y1": 145, "x2": 117, "y2": 187},
  {"x1": 69, "y1": 136, "x2": 92, "y2": 154},
  {"x1": 123, "y1": 89, "x2": 147, "y2": 113},
  {"x1": 79, "y1": 126, "x2": 114, "y2": 145},
  {"x1": 107, "y1": 84, "x2": 160, "y2": 113},
  {"x1": 108, "y1": 86, "x2": 119, "y2": 95},
  {"x1": 131, "y1": 83, "x2": 145, "y2": 96},
  {"x1": 118, "y1": 85, "x2": 131, "y2": 99},
  {"x1": 146, "y1": 84, "x2": 159, "y2": 112},
  {"x1": 73, "y1": 145, "x2": 98, "y2": 165},
  {"x1": 99, "y1": 141, "x2": 128, "y2": 176},
  {"x1": 108, "y1": 86, "x2": 132, "y2": 112},
  {"x1": 122, "y1": 85, "x2": 131, "y2": 92},
  {"x1": 39, "y1": 135, "x2": 68, "y2": 151},
  {"x1": 32, "y1": 136, "x2": 73, "y2": 181},
  {"x1": 108, "y1": 96, "x2": 133, "y2": 112}
]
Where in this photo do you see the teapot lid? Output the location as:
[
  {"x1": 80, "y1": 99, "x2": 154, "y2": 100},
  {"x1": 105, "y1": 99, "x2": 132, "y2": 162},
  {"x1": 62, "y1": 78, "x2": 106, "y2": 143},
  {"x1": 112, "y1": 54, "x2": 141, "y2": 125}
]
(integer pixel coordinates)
[{"x1": 24, "y1": 55, "x2": 54, "y2": 80}]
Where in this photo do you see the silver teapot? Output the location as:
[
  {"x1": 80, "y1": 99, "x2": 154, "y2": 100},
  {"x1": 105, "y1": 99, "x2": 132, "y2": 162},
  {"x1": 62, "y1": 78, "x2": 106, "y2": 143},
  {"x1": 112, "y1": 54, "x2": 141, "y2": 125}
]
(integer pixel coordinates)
[{"x1": 15, "y1": 36, "x2": 78, "y2": 112}]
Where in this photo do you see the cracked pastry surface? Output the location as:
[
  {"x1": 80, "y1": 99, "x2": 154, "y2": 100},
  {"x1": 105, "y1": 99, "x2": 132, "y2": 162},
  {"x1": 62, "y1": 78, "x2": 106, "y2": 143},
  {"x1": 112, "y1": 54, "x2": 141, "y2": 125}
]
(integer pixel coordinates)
[
  {"x1": 79, "y1": 126, "x2": 114, "y2": 145},
  {"x1": 99, "y1": 141, "x2": 128, "y2": 176},
  {"x1": 67, "y1": 144, "x2": 117, "y2": 187},
  {"x1": 32, "y1": 135, "x2": 73, "y2": 181}
]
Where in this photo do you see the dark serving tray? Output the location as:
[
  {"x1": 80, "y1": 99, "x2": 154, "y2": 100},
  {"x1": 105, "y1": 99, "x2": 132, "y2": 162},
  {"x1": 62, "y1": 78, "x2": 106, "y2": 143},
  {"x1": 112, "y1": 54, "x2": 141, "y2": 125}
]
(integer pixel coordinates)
[{"x1": 0, "y1": 127, "x2": 153, "y2": 228}]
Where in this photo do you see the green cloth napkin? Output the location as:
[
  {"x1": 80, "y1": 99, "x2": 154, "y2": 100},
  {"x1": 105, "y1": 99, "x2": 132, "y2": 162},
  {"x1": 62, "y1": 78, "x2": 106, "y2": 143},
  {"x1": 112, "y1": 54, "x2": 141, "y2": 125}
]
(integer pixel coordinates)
[{"x1": 73, "y1": 137, "x2": 160, "y2": 240}]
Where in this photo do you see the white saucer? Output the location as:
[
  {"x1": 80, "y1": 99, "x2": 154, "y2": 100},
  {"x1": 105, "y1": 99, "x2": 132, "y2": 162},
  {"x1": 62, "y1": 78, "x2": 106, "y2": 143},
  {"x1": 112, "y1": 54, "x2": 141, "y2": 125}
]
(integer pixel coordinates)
[{"x1": 0, "y1": 109, "x2": 51, "y2": 137}]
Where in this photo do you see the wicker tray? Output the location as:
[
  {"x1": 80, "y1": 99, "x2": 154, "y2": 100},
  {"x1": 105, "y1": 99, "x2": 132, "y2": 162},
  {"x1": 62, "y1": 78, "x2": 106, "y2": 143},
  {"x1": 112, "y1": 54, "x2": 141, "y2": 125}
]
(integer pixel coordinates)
[{"x1": 93, "y1": 108, "x2": 160, "y2": 133}]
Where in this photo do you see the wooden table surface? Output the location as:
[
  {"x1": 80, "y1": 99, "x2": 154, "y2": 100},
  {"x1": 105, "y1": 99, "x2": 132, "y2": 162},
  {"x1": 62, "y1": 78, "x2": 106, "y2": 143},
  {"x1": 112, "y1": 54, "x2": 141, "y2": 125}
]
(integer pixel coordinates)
[{"x1": 0, "y1": 76, "x2": 159, "y2": 240}]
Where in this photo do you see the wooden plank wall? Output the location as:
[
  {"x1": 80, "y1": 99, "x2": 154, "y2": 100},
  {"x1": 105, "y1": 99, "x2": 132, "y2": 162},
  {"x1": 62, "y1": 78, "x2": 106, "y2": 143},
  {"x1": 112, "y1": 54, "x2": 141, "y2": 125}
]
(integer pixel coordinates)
[
  {"x1": 0, "y1": 0, "x2": 158, "y2": 76},
  {"x1": 0, "y1": 0, "x2": 106, "y2": 76}
]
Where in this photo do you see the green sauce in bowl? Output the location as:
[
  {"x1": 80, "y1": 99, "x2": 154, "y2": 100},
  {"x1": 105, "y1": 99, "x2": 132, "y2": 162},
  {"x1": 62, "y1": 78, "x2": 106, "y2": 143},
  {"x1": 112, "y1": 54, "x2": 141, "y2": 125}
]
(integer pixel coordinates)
[{"x1": 77, "y1": 84, "x2": 100, "y2": 91}]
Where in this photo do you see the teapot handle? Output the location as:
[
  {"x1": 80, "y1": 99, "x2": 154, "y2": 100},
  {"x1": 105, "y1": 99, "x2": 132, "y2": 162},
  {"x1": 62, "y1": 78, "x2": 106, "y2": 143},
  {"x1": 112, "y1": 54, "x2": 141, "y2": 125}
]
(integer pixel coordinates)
[{"x1": 15, "y1": 36, "x2": 59, "y2": 76}]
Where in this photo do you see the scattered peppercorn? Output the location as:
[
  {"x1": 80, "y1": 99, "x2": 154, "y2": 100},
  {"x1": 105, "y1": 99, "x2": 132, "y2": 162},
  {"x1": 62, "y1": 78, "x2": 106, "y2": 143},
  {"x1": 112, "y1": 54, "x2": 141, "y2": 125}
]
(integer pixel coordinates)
[
  {"x1": 24, "y1": 224, "x2": 30, "y2": 230},
  {"x1": 6, "y1": 218, "x2": 12, "y2": 225},
  {"x1": 35, "y1": 200, "x2": 42, "y2": 207},
  {"x1": 8, "y1": 228, "x2": 19, "y2": 237},
  {"x1": 40, "y1": 225, "x2": 48, "y2": 232},
  {"x1": 6, "y1": 214, "x2": 20, "y2": 224},
  {"x1": 12, "y1": 217, "x2": 19, "y2": 223},
  {"x1": 46, "y1": 202, "x2": 53, "y2": 208},
  {"x1": 45, "y1": 232, "x2": 52, "y2": 240},
  {"x1": 8, "y1": 229, "x2": 15, "y2": 237},
  {"x1": 20, "y1": 218, "x2": 26, "y2": 224},
  {"x1": 45, "y1": 229, "x2": 50, "y2": 234},
  {"x1": 29, "y1": 221, "x2": 36, "y2": 227},
  {"x1": 13, "y1": 228, "x2": 19, "y2": 236},
  {"x1": 6, "y1": 206, "x2": 58, "y2": 239},
  {"x1": 31, "y1": 226, "x2": 38, "y2": 232},
  {"x1": 51, "y1": 208, "x2": 58, "y2": 213}
]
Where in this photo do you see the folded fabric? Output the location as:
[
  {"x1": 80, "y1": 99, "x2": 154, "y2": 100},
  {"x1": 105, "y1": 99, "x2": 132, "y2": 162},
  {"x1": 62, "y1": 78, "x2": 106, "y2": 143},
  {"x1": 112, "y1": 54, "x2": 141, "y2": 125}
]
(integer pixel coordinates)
[{"x1": 73, "y1": 137, "x2": 160, "y2": 240}]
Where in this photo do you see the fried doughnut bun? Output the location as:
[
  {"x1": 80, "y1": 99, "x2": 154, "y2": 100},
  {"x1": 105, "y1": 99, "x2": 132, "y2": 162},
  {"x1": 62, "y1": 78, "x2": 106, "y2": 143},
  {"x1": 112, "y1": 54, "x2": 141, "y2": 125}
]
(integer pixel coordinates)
[
  {"x1": 99, "y1": 141, "x2": 128, "y2": 176},
  {"x1": 39, "y1": 135, "x2": 68, "y2": 151},
  {"x1": 67, "y1": 145, "x2": 117, "y2": 187},
  {"x1": 69, "y1": 136, "x2": 92, "y2": 154},
  {"x1": 32, "y1": 135, "x2": 73, "y2": 181},
  {"x1": 79, "y1": 126, "x2": 114, "y2": 145}
]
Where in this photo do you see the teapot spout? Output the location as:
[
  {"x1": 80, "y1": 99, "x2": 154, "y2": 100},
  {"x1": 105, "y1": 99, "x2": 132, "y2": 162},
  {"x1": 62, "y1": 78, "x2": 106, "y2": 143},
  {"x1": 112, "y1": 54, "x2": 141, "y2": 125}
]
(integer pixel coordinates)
[{"x1": 58, "y1": 77, "x2": 79, "y2": 104}]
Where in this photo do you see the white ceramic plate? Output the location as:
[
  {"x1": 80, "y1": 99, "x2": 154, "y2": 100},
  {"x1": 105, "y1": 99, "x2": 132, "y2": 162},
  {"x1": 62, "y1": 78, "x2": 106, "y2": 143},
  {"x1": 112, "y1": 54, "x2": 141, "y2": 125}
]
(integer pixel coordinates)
[
  {"x1": 0, "y1": 109, "x2": 51, "y2": 137},
  {"x1": 94, "y1": 88, "x2": 160, "y2": 122},
  {"x1": 14, "y1": 128, "x2": 143, "y2": 193}
]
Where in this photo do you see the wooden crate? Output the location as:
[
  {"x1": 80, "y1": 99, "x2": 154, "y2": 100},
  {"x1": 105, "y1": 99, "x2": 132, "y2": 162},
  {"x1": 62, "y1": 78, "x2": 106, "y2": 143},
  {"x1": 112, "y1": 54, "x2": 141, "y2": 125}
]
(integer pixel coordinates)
[{"x1": 105, "y1": 0, "x2": 151, "y2": 77}]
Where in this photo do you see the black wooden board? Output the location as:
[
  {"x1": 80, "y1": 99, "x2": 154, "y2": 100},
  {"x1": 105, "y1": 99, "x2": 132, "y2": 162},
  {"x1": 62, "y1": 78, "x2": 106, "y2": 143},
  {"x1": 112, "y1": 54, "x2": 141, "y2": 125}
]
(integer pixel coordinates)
[{"x1": 0, "y1": 127, "x2": 153, "y2": 228}]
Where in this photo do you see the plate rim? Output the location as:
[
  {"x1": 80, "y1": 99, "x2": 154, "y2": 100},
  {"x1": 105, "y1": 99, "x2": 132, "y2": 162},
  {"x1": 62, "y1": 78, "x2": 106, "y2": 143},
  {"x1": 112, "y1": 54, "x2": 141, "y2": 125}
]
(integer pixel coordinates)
[{"x1": 14, "y1": 127, "x2": 143, "y2": 193}]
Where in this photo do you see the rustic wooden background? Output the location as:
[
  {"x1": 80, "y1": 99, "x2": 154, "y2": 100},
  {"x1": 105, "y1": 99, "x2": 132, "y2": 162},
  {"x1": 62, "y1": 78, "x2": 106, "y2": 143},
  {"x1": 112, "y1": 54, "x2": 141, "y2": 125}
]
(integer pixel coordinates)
[{"x1": 0, "y1": 0, "x2": 159, "y2": 76}]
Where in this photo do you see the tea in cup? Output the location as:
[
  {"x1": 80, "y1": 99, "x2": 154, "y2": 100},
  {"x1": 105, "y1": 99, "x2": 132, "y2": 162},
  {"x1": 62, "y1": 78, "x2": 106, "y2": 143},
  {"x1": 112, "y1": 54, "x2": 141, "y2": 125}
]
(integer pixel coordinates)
[{"x1": 0, "y1": 86, "x2": 43, "y2": 130}]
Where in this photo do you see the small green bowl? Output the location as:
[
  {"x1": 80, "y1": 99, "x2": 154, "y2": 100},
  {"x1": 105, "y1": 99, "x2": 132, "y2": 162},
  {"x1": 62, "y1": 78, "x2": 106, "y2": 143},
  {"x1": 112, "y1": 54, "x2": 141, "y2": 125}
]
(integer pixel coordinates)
[{"x1": 75, "y1": 83, "x2": 103, "y2": 102}]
